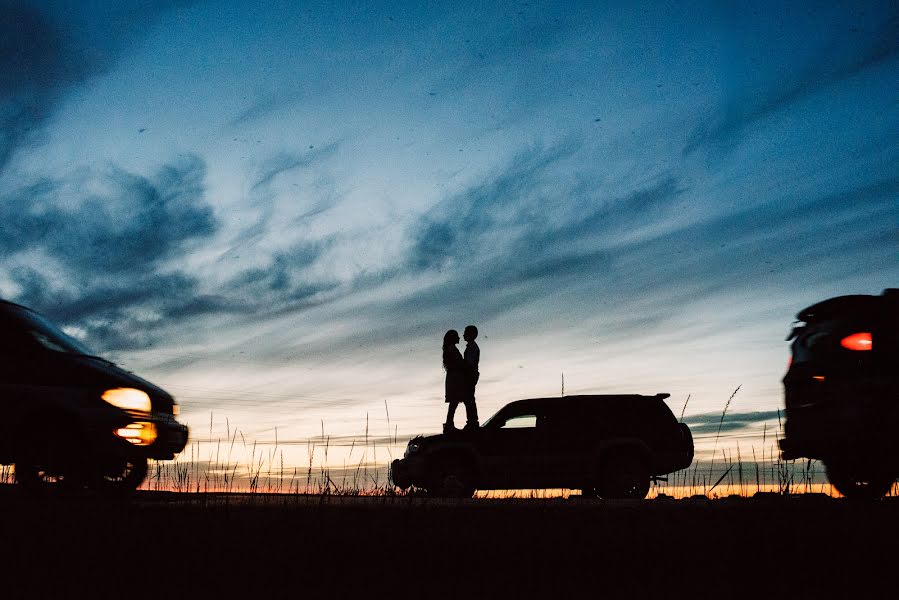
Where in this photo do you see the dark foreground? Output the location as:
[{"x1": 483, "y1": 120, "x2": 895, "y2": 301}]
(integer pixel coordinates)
[{"x1": 1, "y1": 487, "x2": 896, "y2": 599}]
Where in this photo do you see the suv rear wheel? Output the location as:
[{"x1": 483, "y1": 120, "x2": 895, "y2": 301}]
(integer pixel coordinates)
[
  {"x1": 14, "y1": 420, "x2": 83, "y2": 495},
  {"x1": 598, "y1": 453, "x2": 650, "y2": 500},
  {"x1": 825, "y1": 461, "x2": 895, "y2": 499}
]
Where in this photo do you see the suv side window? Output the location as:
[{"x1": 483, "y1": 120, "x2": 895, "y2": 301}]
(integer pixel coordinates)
[{"x1": 501, "y1": 414, "x2": 537, "y2": 429}]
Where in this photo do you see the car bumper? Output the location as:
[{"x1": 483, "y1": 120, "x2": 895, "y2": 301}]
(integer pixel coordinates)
[
  {"x1": 97, "y1": 414, "x2": 189, "y2": 461},
  {"x1": 390, "y1": 456, "x2": 427, "y2": 489},
  {"x1": 147, "y1": 416, "x2": 189, "y2": 460},
  {"x1": 781, "y1": 391, "x2": 899, "y2": 460}
]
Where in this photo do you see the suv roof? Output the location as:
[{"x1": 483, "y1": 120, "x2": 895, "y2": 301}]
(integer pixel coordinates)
[
  {"x1": 504, "y1": 393, "x2": 671, "y2": 411},
  {"x1": 797, "y1": 289, "x2": 897, "y2": 322}
]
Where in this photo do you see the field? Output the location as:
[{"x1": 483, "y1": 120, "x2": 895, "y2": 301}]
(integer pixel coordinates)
[{"x1": 1, "y1": 486, "x2": 896, "y2": 599}]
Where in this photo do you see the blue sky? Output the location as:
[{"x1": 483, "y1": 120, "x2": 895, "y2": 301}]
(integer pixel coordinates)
[{"x1": 2, "y1": 0, "x2": 897, "y2": 467}]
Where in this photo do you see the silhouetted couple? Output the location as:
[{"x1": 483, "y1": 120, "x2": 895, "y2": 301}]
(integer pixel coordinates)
[{"x1": 443, "y1": 325, "x2": 480, "y2": 433}]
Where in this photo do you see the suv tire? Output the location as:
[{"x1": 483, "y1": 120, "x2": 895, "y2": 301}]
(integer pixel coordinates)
[
  {"x1": 429, "y1": 458, "x2": 475, "y2": 498},
  {"x1": 825, "y1": 460, "x2": 895, "y2": 499},
  {"x1": 14, "y1": 420, "x2": 83, "y2": 495},
  {"x1": 598, "y1": 452, "x2": 650, "y2": 500},
  {"x1": 89, "y1": 457, "x2": 149, "y2": 494}
]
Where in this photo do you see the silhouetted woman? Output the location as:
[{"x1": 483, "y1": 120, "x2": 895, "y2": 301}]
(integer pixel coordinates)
[{"x1": 443, "y1": 329, "x2": 478, "y2": 432}]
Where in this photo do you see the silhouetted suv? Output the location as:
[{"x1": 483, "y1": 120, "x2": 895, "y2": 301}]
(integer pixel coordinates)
[
  {"x1": 390, "y1": 394, "x2": 693, "y2": 498},
  {"x1": 0, "y1": 300, "x2": 189, "y2": 492},
  {"x1": 780, "y1": 289, "x2": 899, "y2": 498}
]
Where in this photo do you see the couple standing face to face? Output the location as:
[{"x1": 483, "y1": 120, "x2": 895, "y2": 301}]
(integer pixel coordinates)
[{"x1": 442, "y1": 325, "x2": 480, "y2": 431}]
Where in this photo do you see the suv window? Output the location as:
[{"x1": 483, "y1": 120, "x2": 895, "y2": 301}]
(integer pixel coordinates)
[{"x1": 500, "y1": 415, "x2": 537, "y2": 429}]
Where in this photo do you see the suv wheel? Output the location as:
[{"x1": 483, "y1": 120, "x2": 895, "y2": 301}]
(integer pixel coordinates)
[
  {"x1": 89, "y1": 457, "x2": 149, "y2": 493},
  {"x1": 15, "y1": 461, "x2": 80, "y2": 494},
  {"x1": 825, "y1": 461, "x2": 895, "y2": 499},
  {"x1": 429, "y1": 459, "x2": 475, "y2": 498},
  {"x1": 14, "y1": 422, "x2": 83, "y2": 495},
  {"x1": 598, "y1": 453, "x2": 650, "y2": 500}
]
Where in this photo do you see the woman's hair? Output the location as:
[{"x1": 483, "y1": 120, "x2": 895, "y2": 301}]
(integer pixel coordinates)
[{"x1": 442, "y1": 330, "x2": 459, "y2": 370}]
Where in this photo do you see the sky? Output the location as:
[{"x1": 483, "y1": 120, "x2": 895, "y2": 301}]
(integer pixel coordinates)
[{"x1": 2, "y1": 0, "x2": 897, "y2": 473}]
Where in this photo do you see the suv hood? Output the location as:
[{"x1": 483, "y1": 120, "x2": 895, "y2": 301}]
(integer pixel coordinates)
[{"x1": 63, "y1": 354, "x2": 175, "y2": 412}]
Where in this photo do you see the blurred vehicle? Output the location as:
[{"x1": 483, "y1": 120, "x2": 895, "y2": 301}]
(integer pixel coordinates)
[
  {"x1": 780, "y1": 289, "x2": 899, "y2": 498},
  {"x1": 390, "y1": 393, "x2": 693, "y2": 499},
  {"x1": 0, "y1": 299, "x2": 188, "y2": 493}
]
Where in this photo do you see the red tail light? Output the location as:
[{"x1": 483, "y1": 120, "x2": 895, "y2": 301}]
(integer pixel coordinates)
[{"x1": 840, "y1": 332, "x2": 872, "y2": 351}]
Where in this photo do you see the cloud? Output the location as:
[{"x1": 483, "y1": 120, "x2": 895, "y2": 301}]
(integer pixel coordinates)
[
  {"x1": 1, "y1": 155, "x2": 219, "y2": 349},
  {"x1": 0, "y1": 145, "x2": 344, "y2": 351},
  {"x1": 308, "y1": 138, "x2": 897, "y2": 363},
  {"x1": 249, "y1": 144, "x2": 340, "y2": 195},
  {"x1": 0, "y1": 3, "x2": 91, "y2": 172},
  {"x1": 683, "y1": 410, "x2": 781, "y2": 435},
  {"x1": 685, "y1": 4, "x2": 899, "y2": 155},
  {"x1": 399, "y1": 140, "x2": 685, "y2": 314},
  {"x1": 0, "y1": 1, "x2": 201, "y2": 173}
]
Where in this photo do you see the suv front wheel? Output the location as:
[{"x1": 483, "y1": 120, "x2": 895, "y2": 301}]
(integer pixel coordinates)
[
  {"x1": 428, "y1": 458, "x2": 475, "y2": 498},
  {"x1": 597, "y1": 452, "x2": 650, "y2": 500},
  {"x1": 88, "y1": 457, "x2": 149, "y2": 493}
]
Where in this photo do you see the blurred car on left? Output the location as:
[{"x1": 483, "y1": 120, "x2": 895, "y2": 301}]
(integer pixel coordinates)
[{"x1": 0, "y1": 299, "x2": 188, "y2": 493}]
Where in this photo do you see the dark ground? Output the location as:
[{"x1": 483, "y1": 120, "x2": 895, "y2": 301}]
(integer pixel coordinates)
[{"x1": 0, "y1": 486, "x2": 896, "y2": 599}]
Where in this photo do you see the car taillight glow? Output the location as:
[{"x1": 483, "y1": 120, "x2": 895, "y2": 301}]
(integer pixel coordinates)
[{"x1": 840, "y1": 332, "x2": 872, "y2": 351}]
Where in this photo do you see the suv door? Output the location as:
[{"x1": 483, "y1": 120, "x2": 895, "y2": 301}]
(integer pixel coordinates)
[
  {"x1": 538, "y1": 406, "x2": 585, "y2": 488},
  {"x1": 0, "y1": 312, "x2": 33, "y2": 460},
  {"x1": 477, "y1": 406, "x2": 548, "y2": 489}
]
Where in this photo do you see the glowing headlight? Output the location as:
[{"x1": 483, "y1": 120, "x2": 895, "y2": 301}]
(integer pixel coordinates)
[
  {"x1": 102, "y1": 388, "x2": 152, "y2": 413},
  {"x1": 114, "y1": 422, "x2": 158, "y2": 446}
]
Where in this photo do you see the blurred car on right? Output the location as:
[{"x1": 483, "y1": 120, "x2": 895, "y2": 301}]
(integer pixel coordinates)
[{"x1": 780, "y1": 288, "x2": 899, "y2": 498}]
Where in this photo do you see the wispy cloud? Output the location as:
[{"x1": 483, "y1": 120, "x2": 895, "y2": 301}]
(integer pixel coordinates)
[
  {"x1": 683, "y1": 410, "x2": 780, "y2": 435},
  {"x1": 685, "y1": 4, "x2": 898, "y2": 155}
]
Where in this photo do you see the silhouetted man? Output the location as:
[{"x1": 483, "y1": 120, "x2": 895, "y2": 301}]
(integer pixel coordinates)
[{"x1": 462, "y1": 325, "x2": 480, "y2": 429}]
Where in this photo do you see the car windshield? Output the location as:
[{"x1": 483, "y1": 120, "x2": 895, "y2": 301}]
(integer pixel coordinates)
[
  {"x1": 11, "y1": 307, "x2": 95, "y2": 356},
  {"x1": 481, "y1": 409, "x2": 504, "y2": 428}
]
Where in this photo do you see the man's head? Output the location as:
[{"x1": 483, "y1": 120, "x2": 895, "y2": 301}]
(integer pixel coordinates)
[{"x1": 463, "y1": 325, "x2": 478, "y2": 342}]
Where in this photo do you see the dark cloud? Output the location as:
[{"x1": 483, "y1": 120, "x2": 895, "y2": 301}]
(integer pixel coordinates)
[
  {"x1": 685, "y1": 5, "x2": 899, "y2": 154},
  {"x1": 230, "y1": 87, "x2": 307, "y2": 127},
  {"x1": 2, "y1": 155, "x2": 219, "y2": 350},
  {"x1": 400, "y1": 141, "x2": 685, "y2": 316},
  {"x1": 2, "y1": 154, "x2": 214, "y2": 273},
  {"x1": 0, "y1": 3, "x2": 90, "y2": 171},
  {"x1": 0, "y1": 0, "x2": 200, "y2": 172},
  {"x1": 683, "y1": 410, "x2": 781, "y2": 435},
  {"x1": 250, "y1": 143, "x2": 340, "y2": 194},
  {"x1": 1, "y1": 145, "x2": 343, "y2": 351},
  {"x1": 229, "y1": 242, "x2": 338, "y2": 309}
]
